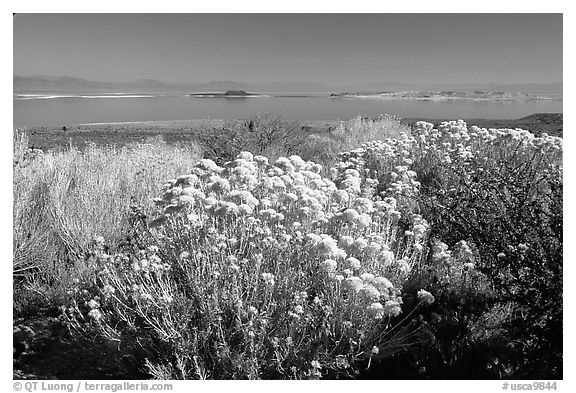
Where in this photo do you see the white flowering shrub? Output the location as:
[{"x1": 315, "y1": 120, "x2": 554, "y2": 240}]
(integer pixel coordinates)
[
  {"x1": 61, "y1": 151, "x2": 451, "y2": 379},
  {"x1": 333, "y1": 121, "x2": 563, "y2": 378},
  {"x1": 58, "y1": 119, "x2": 562, "y2": 379},
  {"x1": 413, "y1": 122, "x2": 562, "y2": 377},
  {"x1": 335, "y1": 135, "x2": 420, "y2": 216}
]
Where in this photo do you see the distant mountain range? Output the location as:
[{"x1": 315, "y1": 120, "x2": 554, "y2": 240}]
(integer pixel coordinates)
[
  {"x1": 13, "y1": 75, "x2": 563, "y2": 95},
  {"x1": 13, "y1": 76, "x2": 332, "y2": 93}
]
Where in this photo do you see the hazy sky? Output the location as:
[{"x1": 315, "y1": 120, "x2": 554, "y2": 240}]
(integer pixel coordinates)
[{"x1": 13, "y1": 13, "x2": 563, "y2": 85}]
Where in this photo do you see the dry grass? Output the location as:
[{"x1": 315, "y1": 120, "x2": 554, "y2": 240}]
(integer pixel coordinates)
[
  {"x1": 332, "y1": 115, "x2": 410, "y2": 147},
  {"x1": 13, "y1": 134, "x2": 201, "y2": 280},
  {"x1": 298, "y1": 115, "x2": 411, "y2": 166}
]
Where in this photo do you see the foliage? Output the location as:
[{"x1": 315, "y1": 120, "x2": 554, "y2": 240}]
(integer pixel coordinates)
[
  {"x1": 13, "y1": 116, "x2": 563, "y2": 380},
  {"x1": 13, "y1": 134, "x2": 201, "y2": 311},
  {"x1": 335, "y1": 120, "x2": 563, "y2": 378},
  {"x1": 298, "y1": 115, "x2": 411, "y2": 167},
  {"x1": 60, "y1": 152, "x2": 452, "y2": 379},
  {"x1": 193, "y1": 114, "x2": 307, "y2": 165},
  {"x1": 192, "y1": 114, "x2": 410, "y2": 169}
]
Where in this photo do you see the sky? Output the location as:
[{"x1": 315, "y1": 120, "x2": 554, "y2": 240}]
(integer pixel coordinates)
[{"x1": 13, "y1": 13, "x2": 563, "y2": 86}]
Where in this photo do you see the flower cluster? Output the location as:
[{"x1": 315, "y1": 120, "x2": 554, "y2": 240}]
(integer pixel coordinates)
[
  {"x1": 334, "y1": 120, "x2": 561, "y2": 199},
  {"x1": 62, "y1": 150, "x2": 443, "y2": 379},
  {"x1": 148, "y1": 152, "x2": 430, "y2": 291}
]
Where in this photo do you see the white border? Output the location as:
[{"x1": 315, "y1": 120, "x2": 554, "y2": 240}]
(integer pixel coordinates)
[{"x1": 3, "y1": 4, "x2": 573, "y2": 391}]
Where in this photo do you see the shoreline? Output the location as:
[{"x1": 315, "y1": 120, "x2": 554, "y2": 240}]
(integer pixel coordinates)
[
  {"x1": 19, "y1": 112, "x2": 563, "y2": 129},
  {"x1": 20, "y1": 113, "x2": 562, "y2": 152}
]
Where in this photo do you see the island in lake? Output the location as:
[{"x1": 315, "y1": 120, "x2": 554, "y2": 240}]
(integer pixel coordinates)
[
  {"x1": 330, "y1": 90, "x2": 557, "y2": 101},
  {"x1": 190, "y1": 90, "x2": 263, "y2": 98}
]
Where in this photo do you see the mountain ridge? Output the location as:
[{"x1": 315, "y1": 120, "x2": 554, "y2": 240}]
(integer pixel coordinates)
[{"x1": 14, "y1": 75, "x2": 563, "y2": 94}]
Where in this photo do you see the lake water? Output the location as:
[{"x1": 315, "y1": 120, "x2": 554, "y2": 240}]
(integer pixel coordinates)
[{"x1": 13, "y1": 92, "x2": 563, "y2": 128}]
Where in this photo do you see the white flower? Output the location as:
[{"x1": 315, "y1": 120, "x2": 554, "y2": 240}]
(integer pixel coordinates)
[
  {"x1": 140, "y1": 293, "x2": 153, "y2": 302},
  {"x1": 261, "y1": 273, "x2": 275, "y2": 287},
  {"x1": 305, "y1": 233, "x2": 322, "y2": 247},
  {"x1": 417, "y1": 289, "x2": 435, "y2": 305},
  {"x1": 342, "y1": 208, "x2": 359, "y2": 223},
  {"x1": 88, "y1": 309, "x2": 102, "y2": 321},
  {"x1": 397, "y1": 259, "x2": 410, "y2": 275},
  {"x1": 518, "y1": 243, "x2": 529, "y2": 253},
  {"x1": 360, "y1": 284, "x2": 381, "y2": 301},
  {"x1": 178, "y1": 195, "x2": 195, "y2": 206},
  {"x1": 365, "y1": 242, "x2": 382, "y2": 257},
  {"x1": 161, "y1": 294, "x2": 174, "y2": 304},
  {"x1": 338, "y1": 235, "x2": 355, "y2": 249},
  {"x1": 197, "y1": 158, "x2": 220, "y2": 172},
  {"x1": 343, "y1": 277, "x2": 363, "y2": 293},
  {"x1": 254, "y1": 155, "x2": 269, "y2": 166},
  {"x1": 238, "y1": 204, "x2": 253, "y2": 215},
  {"x1": 87, "y1": 299, "x2": 99, "y2": 309},
  {"x1": 289, "y1": 311, "x2": 300, "y2": 320},
  {"x1": 149, "y1": 255, "x2": 162, "y2": 264},
  {"x1": 316, "y1": 234, "x2": 339, "y2": 257},
  {"x1": 344, "y1": 257, "x2": 361, "y2": 270},
  {"x1": 383, "y1": 300, "x2": 402, "y2": 317},
  {"x1": 320, "y1": 259, "x2": 338, "y2": 274},
  {"x1": 334, "y1": 248, "x2": 348, "y2": 260},
  {"x1": 373, "y1": 276, "x2": 394, "y2": 292},
  {"x1": 353, "y1": 214, "x2": 372, "y2": 228},
  {"x1": 352, "y1": 237, "x2": 368, "y2": 254},
  {"x1": 270, "y1": 337, "x2": 279, "y2": 347},
  {"x1": 237, "y1": 151, "x2": 254, "y2": 161},
  {"x1": 102, "y1": 284, "x2": 115, "y2": 296},
  {"x1": 248, "y1": 306, "x2": 258, "y2": 315},
  {"x1": 332, "y1": 274, "x2": 345, "y2": 283},
  {"x1": 367, "y1": 302, "x2": 385, "y2": 319},
  {"x1": 332, "y1": 189, "x2": 349, "y2": 204},
  {"x1": 353, "y1": 197, "x2": 373, "y2": 214},
  {"x1": 360, "y1": 272, "x2": 375, "y2": 283}
]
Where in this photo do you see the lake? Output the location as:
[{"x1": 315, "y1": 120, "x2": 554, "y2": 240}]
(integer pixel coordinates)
[{"x1": 13, "y1": 92, "x2": 563, "y2": 128}]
